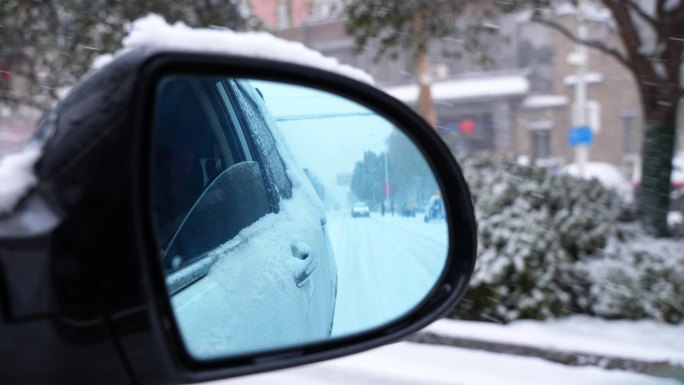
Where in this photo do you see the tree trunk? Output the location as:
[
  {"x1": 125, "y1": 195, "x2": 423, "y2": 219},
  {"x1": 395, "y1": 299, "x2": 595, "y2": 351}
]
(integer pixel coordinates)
[
  {"x1": 637, "y1": 117, "x2": 678, "y2": 237},
  {"x1": 413, "y1": 12, "x2": 436, "y2": 128},
  {"x1": 415, "y1": 52, "x2": 437, "y2": 128}
]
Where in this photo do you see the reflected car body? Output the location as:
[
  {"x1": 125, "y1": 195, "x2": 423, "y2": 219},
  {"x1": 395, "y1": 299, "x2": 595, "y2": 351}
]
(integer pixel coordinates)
[
  {"x1": 424, "y1": 195, "x2": 445, "y2": 223},
  {"x1": 351, "y1": 202, "x2": 370, "y2": 217},
  {"x1": 153, "y1": 77, "x2": 337, "y2": 358}
]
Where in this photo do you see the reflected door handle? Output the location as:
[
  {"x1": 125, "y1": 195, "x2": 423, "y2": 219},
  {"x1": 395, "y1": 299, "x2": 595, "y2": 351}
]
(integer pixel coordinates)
[{"x1": 291, "y1": 241, "x2": 318, "y2": 287}]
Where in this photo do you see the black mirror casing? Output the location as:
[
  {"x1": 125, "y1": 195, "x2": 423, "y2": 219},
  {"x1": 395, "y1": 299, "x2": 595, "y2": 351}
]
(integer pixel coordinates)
[{"x1": 0, "y1": 49, "x2": 476, "y2": 384}]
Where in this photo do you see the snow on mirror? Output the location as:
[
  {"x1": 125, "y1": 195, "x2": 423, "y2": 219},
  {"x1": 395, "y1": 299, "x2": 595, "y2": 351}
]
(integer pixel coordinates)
[{"x1": 151, "y1": 75, "x2": 448, "y2": 360}]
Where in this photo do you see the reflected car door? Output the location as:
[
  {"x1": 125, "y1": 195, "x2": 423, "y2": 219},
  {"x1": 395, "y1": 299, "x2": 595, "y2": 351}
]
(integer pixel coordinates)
[{"x1": 226, "y1": 80, "x2": 337, "y2": 340}]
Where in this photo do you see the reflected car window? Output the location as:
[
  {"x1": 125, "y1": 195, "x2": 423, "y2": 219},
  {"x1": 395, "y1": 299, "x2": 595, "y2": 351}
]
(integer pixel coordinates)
[{"x1": 154, "y1": 77, "x2": 274, "y2": 273}]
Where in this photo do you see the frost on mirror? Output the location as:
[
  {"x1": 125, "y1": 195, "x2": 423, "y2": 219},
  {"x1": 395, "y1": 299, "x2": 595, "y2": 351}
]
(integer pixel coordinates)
[{"x1": 152, "y1": 76, "x2": 448, "y2": 360}]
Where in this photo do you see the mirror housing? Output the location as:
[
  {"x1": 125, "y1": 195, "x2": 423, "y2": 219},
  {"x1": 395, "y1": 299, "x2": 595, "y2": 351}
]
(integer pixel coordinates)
[{"x1": 0, "y1": 49, "x2": 476, "y2": 384}]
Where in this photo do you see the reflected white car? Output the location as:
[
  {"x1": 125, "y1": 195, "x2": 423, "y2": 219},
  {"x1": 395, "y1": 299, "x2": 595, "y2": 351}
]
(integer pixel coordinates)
[
  {"x1": 153, "y1": 77, "x2": 337, "y2": 358},
  {"x1": 351, "y1": 202, "x2": 370, "y2": 217}
]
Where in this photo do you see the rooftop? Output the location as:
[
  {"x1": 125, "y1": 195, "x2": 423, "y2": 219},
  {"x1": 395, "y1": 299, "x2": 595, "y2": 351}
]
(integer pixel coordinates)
[{"x1": 383, "y1": 73, "x2": 530, "y2": 104}]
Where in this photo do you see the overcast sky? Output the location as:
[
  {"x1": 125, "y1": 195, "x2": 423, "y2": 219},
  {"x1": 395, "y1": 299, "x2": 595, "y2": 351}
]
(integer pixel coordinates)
[{"x1": 252, "y1": 79, "x2": 395, "y2": 207}]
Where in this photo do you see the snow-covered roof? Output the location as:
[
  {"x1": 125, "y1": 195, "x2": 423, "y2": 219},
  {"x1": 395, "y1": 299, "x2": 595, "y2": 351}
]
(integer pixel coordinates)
[
  {"x1": 383, "y1": 74, "x2": 530, "y2": 104},
  {"x1": 522, "y1": 94, "x2": 568, "y2": 109},
  {"x1": 563, "y1": 72, "x2": 604, "y2": 86},
  {"x1": 526, "y1": 120, "x2": 554, "y2": 130},
  {"x1": 94, "y1": 14, "x2": 374, "y2": 85},
  {"x1": 554, "y1": 3, "x2": 613, "y2": 22}
]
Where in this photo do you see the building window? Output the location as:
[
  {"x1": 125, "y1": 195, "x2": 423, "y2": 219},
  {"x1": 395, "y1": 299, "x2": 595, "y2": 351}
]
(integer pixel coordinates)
[
  {"x1": 276, "y1": 0, "x2": 290, "y2": 29},
  {"x1": 526, "y1": 120, "x2": 553, "y2": 161},
  {"x1": 620, "y1": 109, "x2": 639, "y2": 155},
  {"x1": 531, "y1": 130, "x2": 551, "y2": 160}
]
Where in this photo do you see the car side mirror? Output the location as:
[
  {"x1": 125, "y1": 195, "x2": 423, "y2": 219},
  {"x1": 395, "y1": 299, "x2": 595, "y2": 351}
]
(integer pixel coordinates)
[{"x1": 0, "y1": 50, "x2": 476, "y2": 384}]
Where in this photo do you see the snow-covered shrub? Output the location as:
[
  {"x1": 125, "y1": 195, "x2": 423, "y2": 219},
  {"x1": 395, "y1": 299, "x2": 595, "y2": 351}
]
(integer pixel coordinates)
[
  {"x1": 449, "y1": 156, "x2": 684, "y2": 324},
  {"x1": 449, "y1": 157, "x2": 622, "y2": 322},
  {"x1": 578, "y1": 229, "x2": 684, "y2": 323}
]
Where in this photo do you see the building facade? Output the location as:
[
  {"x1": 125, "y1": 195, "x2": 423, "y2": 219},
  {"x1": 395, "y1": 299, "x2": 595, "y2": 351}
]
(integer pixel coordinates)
[{"x1": 259, "y1": 2, "x2": 683, "y2": 178}]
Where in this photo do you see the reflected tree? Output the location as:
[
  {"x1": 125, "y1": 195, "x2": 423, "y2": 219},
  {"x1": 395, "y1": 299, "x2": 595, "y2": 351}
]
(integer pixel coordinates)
[
  {"x1": 386, "y1": 131, "x2": 437, "y2": 208},
  {"x1": 350, "y1": 151, "x2": 385, "y2": 207}
]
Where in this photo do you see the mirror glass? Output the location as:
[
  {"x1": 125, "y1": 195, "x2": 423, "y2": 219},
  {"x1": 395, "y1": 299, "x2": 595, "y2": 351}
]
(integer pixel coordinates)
[{"x1": 152, "y1": 75, "x2": 449, "y2": 360}]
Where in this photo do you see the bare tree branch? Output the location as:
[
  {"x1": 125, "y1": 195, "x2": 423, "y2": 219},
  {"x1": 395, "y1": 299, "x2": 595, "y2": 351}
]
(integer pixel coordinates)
[
  {"x1": 624, "y1": 0, "x2": 659, "y2": 29},
  {"x1": 601, "y1": 0, "x2": 660, "y2": 81},
  {"x1": 532, "y1": 16, "x2": 630, "y2": 68},
  {"x1": 656, "y1": 0, "x2": 667, "y2": 16}
]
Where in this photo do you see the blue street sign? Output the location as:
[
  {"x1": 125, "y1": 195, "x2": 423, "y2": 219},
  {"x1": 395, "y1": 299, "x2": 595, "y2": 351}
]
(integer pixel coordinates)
[{"x1": 568, "y1": 126, "x2": 592, "y2": 147}]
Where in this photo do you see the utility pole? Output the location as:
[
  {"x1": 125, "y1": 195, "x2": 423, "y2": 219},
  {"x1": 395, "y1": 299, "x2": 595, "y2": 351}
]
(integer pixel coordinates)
[{"x1": 573, "y1": 0, "x2": 589, "y2": 177}]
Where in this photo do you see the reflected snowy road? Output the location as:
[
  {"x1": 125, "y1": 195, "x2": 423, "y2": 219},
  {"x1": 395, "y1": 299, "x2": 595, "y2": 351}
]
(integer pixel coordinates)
[{"x1": 326, "y1": 211, "x2": 448, "y2": 336}]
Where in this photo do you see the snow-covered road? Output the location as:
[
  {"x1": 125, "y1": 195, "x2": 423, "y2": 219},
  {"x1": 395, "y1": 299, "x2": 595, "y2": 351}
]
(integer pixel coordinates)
[
  {"x1": 201, "y1": 210, "x2": 683, "y2": 385},
  {"x1": 218, "y1": 341, "x2": 680, "y2": 385},
  {"x1": 326, "y1": 211, "x2": 448, "y2": 336}
]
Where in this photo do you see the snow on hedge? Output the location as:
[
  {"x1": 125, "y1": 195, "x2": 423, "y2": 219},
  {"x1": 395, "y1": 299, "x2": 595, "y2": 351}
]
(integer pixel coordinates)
[
  {"x1": 579, "y1": 230, "x2": 684, "y2": 323},
  {"x1": 94, "y1": 14, "x2": 374, "y2": 85},
  {"x1": 562, "y1": 161, "x2": 632, "y2": 201},
  {"x1": 449, "y1": 157, "x2": 683, "y2": 324}
]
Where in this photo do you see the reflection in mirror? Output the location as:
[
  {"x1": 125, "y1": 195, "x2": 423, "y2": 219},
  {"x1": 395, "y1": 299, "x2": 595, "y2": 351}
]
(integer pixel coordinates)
[{"x1": 152, "y1": 75, "x2": 449, "y2": 360}]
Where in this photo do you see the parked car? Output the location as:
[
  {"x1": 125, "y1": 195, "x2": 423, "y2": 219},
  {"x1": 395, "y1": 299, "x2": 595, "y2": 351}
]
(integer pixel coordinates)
[
  {"x1": 351, "y1": 202, "x2": 370, "y2": 217},
  {"x1": 400, "y1": 201, "x2": 416, "y2": 217}
]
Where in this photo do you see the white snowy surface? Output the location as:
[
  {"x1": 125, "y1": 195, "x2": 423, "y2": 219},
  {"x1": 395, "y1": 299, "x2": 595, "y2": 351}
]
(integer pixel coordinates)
[
  {"x1": 0, "y1": 145, "x2": 41, "y2": 214},
  {"x1": 218, "y1": 341, "x2": 681, "y2": 385},
  {"x1": 327, "y1": 213, "x2": 448, "y2": 336},
  {"x1": 171, "y1": 202, "x2": 449, "y2": 357},
  {"x1": 383, "y1": 74, "x2": 529, "y2": 104},
  {"x1": 563, "y1": 72, "x2": 604, "y2": 85},
  {"x1": 426, "y1": 316, "x2": 684, "y2": 365},
  {"x1": 522, "y1": 94, "x2": 568, "y2": 109},
  {"x1": 554, "y1": 3, "x2": 613, "y2": 22},
  {"x1": 673, "y1": 151, "x2": 684, "y2": 184},
  {"x1": 94, "y1": 14, "x2": 373, "y2": 84},
  {"x1": 562, "y1": 162, "x2": 632, "y2": 198},
  {"x1": 171, "y1": 183, "x2": 334, "y2": 358},
  {"x1": 632, "y1": 151, "x2": 684, "y2": 185}
]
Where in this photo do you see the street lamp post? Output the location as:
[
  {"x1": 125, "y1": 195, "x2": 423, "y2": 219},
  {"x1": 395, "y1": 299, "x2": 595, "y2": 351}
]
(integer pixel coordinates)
[
  {"x1": 383, "y1": 151, "x2": 390, "y2": 208},
  {"x1": 573, "y1": 0, "x2": 590, "y2": 177}
]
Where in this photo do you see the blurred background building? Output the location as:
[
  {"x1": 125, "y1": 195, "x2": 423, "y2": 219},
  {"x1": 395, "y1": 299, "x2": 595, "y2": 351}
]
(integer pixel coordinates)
[
  {"x1": 2, "y1": 0, "x2": 682, "y2": 182},
  {"x1": 249, "y1": 0, "x2": 683, "y2": 181}
]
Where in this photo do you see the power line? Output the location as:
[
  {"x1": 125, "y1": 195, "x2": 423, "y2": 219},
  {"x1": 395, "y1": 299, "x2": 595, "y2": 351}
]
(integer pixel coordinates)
[{"x1": 274, "y1": 112, "x2": 376, "y2": 121}]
